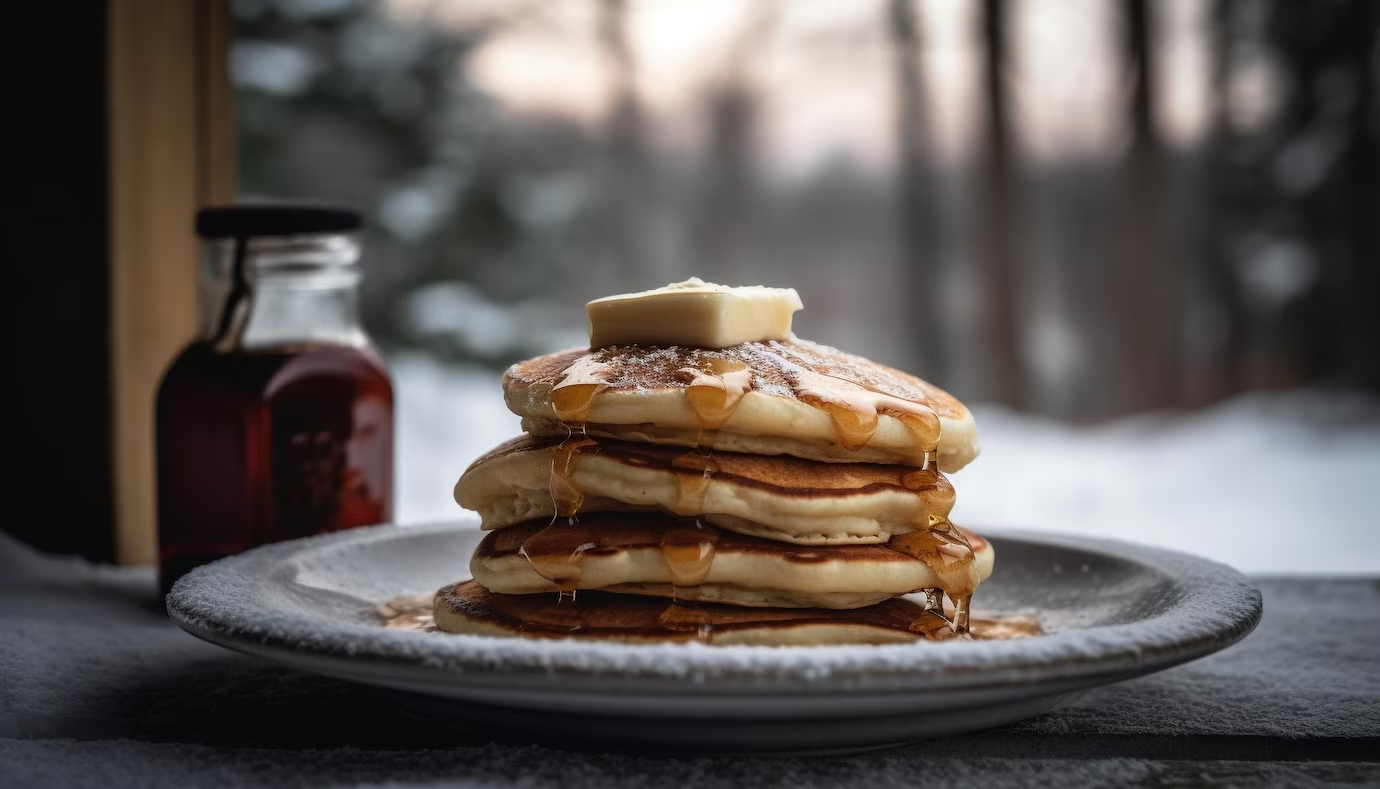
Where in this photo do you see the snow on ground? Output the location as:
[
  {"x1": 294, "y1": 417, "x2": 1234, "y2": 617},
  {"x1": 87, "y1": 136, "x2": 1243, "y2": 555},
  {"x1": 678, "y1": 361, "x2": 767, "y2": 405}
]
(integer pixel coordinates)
[
  {"x1": 953, "y1": 394, "x2": 1380, "y2": 575},
  {"x1": 393, "y1": 352, "x2": 1380, "y2": 575},
  {"x1": 393, "y1": 353, "x2": 525, "y2": 529}
]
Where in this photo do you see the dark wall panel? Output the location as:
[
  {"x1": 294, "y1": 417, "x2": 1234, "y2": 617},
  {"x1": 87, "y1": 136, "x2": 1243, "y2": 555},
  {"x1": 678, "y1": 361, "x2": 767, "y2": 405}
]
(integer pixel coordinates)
[{"x1": 4, "y1": 4, "x2": 114, "y2": 561}]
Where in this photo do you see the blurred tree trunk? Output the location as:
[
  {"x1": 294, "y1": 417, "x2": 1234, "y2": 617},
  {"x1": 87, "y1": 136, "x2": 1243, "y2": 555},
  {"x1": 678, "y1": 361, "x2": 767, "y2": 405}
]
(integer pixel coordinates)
[
  {"x1": 887, "y1": 0, "x2": 945, "y2": 380},
  {"x1": 1264, "y1": 0, "x2": 1380, "y2": 391},
  {"x1": 691, "y1": 3, "x2": 775, "y2": 285},
  {"x1": 1115, "y1": 0, "x2": 1175, "y2": 410},
  {"x1": 1182, "y1": 0, "x2": 1246, "y2": 406},
  {"x1": 598, "y1": 0, "x2": 655, "y2": 287},
  {"x1": 1338, "y1": 4, "x2": 1380, "y2": 390},
  {"x1": 695, "y1": 87, "x2": 756, "y2": 282},
  {"x1": 977, "y1": 0, "x2": 1025, "y2": 409}
]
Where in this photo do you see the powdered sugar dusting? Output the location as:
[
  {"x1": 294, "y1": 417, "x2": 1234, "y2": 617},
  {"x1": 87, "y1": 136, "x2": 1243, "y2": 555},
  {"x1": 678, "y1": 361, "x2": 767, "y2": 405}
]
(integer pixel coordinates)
[{"x1": 505, "y1": 340, "x2": 964, "y2": 417}]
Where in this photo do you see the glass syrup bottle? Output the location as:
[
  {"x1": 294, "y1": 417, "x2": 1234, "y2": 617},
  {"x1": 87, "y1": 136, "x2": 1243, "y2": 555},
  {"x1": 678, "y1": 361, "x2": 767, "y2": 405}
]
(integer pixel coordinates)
[{"x1": 157, "y1": 206, "x2": 394, "y2": 594}]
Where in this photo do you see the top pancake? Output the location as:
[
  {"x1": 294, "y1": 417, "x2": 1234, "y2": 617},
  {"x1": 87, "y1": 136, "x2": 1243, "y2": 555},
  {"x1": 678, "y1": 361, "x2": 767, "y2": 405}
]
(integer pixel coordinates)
[{"x1": 503, "y1": 338, "x2": 979, "y2": 471}]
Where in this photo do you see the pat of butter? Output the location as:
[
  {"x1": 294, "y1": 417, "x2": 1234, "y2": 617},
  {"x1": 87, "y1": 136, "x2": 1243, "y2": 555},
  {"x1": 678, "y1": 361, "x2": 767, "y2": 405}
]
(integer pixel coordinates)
[{"x1": 587, "y1": 278, "x2": 803, "y2": 349}]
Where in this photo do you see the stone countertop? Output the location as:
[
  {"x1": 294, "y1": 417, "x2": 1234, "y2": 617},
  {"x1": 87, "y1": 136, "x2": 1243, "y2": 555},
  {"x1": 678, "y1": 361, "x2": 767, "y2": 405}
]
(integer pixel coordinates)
[{"x1": 1, "y1": 534, "x2": 1377, "y2": 788}]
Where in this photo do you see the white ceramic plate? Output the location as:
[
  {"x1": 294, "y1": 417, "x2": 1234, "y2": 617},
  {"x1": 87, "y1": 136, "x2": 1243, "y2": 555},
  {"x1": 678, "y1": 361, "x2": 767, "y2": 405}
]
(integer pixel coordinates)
[{"x1": 167, "y1": 522, "x2": 1261, "y2": 752}]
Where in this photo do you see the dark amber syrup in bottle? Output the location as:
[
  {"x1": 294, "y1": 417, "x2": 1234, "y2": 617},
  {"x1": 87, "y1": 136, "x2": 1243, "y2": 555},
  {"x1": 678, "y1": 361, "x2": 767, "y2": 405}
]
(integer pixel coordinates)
[{"x1": 157, "y1": 340, "x2": 393, "y2": 593}]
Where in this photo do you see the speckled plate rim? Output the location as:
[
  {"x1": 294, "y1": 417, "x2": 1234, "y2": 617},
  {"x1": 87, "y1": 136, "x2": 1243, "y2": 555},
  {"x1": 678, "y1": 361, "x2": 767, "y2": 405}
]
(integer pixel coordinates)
[{"x1": 167, "y1": 522, "x2": 1261, "y2": 698}]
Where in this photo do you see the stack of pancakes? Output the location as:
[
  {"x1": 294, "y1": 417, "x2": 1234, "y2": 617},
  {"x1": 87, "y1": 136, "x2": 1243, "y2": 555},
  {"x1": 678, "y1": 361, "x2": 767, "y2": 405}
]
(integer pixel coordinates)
[{"x1": 438, "y1": 339, "x2": 989, "y2": 645}]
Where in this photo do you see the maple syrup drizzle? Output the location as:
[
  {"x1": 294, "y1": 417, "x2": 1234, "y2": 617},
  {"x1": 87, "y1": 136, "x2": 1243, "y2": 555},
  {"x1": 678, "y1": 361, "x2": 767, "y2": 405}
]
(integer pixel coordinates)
[
  {"x1": 377, "y1": 594, "x2": 438, "y2": 632},
  {"x1": 886, "y1": 518, "x2": 978, "y2": 601},
  {"x1": 530, "y1": 357, "x2": 619, "y2": 593},
  {"x1": 682, "y1": 358, "x2": 751, "y2": 429},
  {"x1": 519, "y1": 525, "x2": 598, "y2": 591},
  {"x1": 798, "y1": 394, "x2": 880, "y2": 451},
  {"x1": 952, "y1": 594, "x2": 972, "y2": 635},
  {"x1": 669, "y1": 450, "x2": 718, "y2": 514},
  {"x1": 966, "y1": 611, "x2": 1042, "y2": 640},
  {"x1": 551, "y1": 383, "x2": 608, "y2": 426},
  {"x1": 546, "y1": 344, "x2": 945, "y2": 467},
  {"x1": 550, "y1": 354, "x2": 613, "y2": 425},
  {"x1": 924, "y1": 587, "x2": 944, "y2": 614},
  {"x1": 880, "y1": 408, "x2": 942, "y2": 463},
  {"x1": 533, "y1": 425, "x2": 598, "y2": 592},
  {"x1": 658, "y1": 521, "x2": 719, "y2": 587},
  {"x1": 886, "y1": 518, "x2": 979, "y2": 635},
  {"x1": 508, "y1": 516, "x2": 722, "y2": 597},
  {"x1": 908, "y1": 603, "x2": 959, "y2": 640},
  {"x1": 906, "y1": 602, "x2": 986, "y2": 640},
  {"x1": 548, "y1": 435, "x2": 596, "y2": 518},
  {"x1": 901, "y1": 468, "x2": 957, "y2": 518},
  {"x1": 762, "y1": 343, "x2": 941, "y2": 464}
]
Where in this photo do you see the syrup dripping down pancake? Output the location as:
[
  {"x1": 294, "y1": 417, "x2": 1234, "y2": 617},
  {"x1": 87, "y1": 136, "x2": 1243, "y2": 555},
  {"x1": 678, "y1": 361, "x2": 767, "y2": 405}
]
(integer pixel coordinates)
[
  {"x1": 456, "y1": 435, "x2": 956, "y2": 545},
  {"x1": 470, "y1": 512, "x2": 993, "y2": 609},
  {"x1": 502, "y1": 339, "x2": 979, "y2": 471}
]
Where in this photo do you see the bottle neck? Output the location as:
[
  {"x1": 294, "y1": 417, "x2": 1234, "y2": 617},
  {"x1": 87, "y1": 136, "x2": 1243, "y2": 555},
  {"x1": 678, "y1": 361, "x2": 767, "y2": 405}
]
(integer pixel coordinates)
[
  {"x1": 200, "y1": 234, "x2": 368, "y2": 351},
  {"x1": 232, "y1": 282, "x2": 367, "y2": 350}
]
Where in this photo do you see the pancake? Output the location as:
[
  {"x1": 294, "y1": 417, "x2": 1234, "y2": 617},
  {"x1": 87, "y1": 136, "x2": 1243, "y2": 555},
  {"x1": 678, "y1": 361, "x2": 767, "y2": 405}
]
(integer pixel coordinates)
[
  {"x1": 470, "y1": 513, "x2": 994, "y2": 609},
  {"x1": 455, "y1": 435, "x2": 956, "y2": 544},
  {"x1": 503, "y1": 338, "x2": 979, "y2": 472},
  {"x1": 433, "y1": 580, "x2": 964, "y2": 646}
]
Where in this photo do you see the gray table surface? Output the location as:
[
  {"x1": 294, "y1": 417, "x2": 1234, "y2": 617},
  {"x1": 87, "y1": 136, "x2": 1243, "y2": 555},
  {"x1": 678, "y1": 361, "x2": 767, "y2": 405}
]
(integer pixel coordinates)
[{"x1": 2, "y1": 533, "x2": 1377, "y2": 788}]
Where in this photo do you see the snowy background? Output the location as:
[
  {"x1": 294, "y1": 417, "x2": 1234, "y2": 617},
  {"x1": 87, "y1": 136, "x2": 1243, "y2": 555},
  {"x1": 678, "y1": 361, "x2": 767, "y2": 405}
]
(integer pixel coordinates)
[
  {"x1": 392, "y1": 353, "x2": 1380, "y2": 576},
  {"x1": 230, "y1": 0, "x2": 1380, "y2": 577}
]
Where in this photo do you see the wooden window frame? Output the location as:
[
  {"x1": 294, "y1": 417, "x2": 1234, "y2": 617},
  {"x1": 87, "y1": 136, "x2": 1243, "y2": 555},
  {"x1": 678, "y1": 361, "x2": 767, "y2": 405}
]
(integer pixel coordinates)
[{"x1": 109, "y1": 0, "x2": 235, "y2": 564}]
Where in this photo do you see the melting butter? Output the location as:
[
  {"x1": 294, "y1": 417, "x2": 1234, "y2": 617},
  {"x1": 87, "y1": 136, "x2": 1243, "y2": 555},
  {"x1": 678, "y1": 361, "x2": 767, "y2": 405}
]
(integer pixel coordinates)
[{"x1": 587, "y1": 278, "x2": 802, "y2": 349}]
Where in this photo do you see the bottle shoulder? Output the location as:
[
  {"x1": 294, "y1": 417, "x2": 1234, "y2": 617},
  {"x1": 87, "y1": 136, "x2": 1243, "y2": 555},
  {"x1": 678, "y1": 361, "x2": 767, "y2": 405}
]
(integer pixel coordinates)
[
  {"x1": 263, "y1": 343, "x2": 394, "y2": 401},
  {"x1": 159, "y1": 341, "x2": 393, "y2": 404}
]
